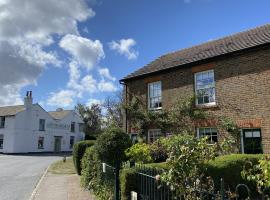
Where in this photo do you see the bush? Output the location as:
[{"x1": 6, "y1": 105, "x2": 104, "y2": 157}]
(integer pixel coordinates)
[
  {"x1": 150, "y1": 138, "x2": 169, "y2": 163},
  {"x1": 81, "y1": 146, "x2": 98, "y2": 188},
  {"x1": 125, "y1": 143, "x2": 152, "y2": 163},
  {"x1": 72, "y1": 140, "x2": 95, "y2": 175},
  {"x1": 204, "y1": 154, "x2": 263, "y2": 196},
  {"x1": 95, "y1": 126, "x2": 132, "y2": 166},
  {"x1": 120, "y1": 168, "x2": 138, "y2": 200}
]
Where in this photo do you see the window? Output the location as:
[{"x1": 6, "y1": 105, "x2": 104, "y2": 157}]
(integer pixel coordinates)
[
  {"x1": 148, "y1": 129, "x2": 163, "y2": 143},
  {"x1": 243, "y1": 129, "x2": 262, "y2": 154},
  {"x1": 0, "y1": 117, "x2": 5, "y2": 128},
  {"x1": 0, "y1": 135, "x2": 3, "y2": 149},
  {"x1": 198, "y1": 127, "x2": 218, "y2": 143},
  {"x1": 79, "y1": 123, "x2": 84, "y2": 132},
  {"x1": 194, "y1": 70, "x2": 215, "y2": 105},
  {"x1": 38, "y1": 137, "x2": 44, "y2": 149},
  {"x1": 71, "y1": 122, "x2": 75, "y2": 132},
  {"x1": 39, "y1": 119, "x2": 45, "y2": 131},
  {"x1": 148, "y1": 81, "x2": 162, "y2": 109},
  {"x1": 70, "y1": 136, "x2": 75, "y2": 149}
]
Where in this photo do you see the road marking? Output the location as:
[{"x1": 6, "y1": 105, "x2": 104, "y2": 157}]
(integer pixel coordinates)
[{"x1": 29, "y1": 165, "x2": 50, "y2": 200}]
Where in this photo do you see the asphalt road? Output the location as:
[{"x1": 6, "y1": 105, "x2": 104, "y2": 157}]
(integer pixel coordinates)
[{"x1": 0, "y1": 154, "x2": 63, "y2": 200}]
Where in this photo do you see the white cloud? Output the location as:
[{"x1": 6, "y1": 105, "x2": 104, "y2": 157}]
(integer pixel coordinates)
[
  {"x1": 59, "y1": 34, "x2": 104, "y2": 70},
  {"x1": 86, "y1": 98, "x2": 102, "y2": 107},
  {"x1": 0, "y1": 0, "x2": 93, "y2": 105},
  {"x1": 109, "y1": 38, "x2": 138, "y2": 60},
  {"x1": 0, "y1": 0, "x2": 94, "y2": 44},
  {"x1": 47, "y1": 90, "x2": 75, "y2": 107},
  {"x1": 98, "y1": 68, "x2": 116, "y2": 81},
  {"x1": 98, "y1": 80, "x2": 118, "y2": 92}
]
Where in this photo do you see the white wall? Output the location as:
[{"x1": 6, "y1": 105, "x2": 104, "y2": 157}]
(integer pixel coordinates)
[{"x1": 1, "y1": 104, "x2": 84, "y2": 153}]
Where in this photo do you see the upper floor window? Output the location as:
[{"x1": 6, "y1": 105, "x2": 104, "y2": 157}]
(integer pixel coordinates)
[
  {"x1": 148, "y1": 81, "x2": 162, "y2": 110},
  {"x1": 79, "y1": 123, "x2": 84, "y2": 132},
  {"x1": 39, "y1": 119, "x2": 45, "y2": 131},
  {"x1": 197, "y1": 127, "x2": 218, "y2": 143},
  {"x1": 71, "y1": 122, "x2": 75, "y2": 132},
  {"x1": 0, "y1": 117, "x2": 5, "y2": 128},
  {"x1": 194, "y1": 70, "x2": 215, "y2": 105}
]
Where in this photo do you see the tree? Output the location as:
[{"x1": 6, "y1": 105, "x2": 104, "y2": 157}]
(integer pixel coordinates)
[
  {"x1": 75, "y1": 103, "x2": 102, "y2": 139},
  {"x1": 102, "y1": 92, "x2": 124, "y2": 129}
]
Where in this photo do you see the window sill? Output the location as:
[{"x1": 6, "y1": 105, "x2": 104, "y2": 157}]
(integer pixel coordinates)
[
  {"x1": 38, "y1": 148, "x2": 44, "y2": 149},
  {"x1": 196, "y1": 103, "x2": 218, "y2": 109},
  {"x1": 148, "y1": 107, "x2": 162, "y2": 111}
]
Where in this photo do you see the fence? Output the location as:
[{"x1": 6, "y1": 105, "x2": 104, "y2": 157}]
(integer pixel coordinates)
[
  {"x1": 102, "y1": 162, "x2": 270, "y2": 200},
  {"x1": 134, "y1": 164, "x2": 270, "y2": 200}
]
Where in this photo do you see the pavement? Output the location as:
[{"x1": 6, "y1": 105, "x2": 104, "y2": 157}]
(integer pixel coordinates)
[
  {"x1": 32, "y1": 172, "x2": 95, "y2": 200},
  {"x1": 0, "y1": 154, "x2": 64, "y2": 200}
]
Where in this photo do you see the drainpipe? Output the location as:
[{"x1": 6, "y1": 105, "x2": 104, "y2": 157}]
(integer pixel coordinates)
[{"x1": 119, "y1": 81, "x2": 128, "y2": 134}]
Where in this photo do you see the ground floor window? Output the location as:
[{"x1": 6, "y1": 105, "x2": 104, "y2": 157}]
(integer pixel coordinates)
[
  {"x1": 70, "y1": 136, "x2": 75, "y2": 149},
  {"x1": 38, "y1": 137, "x2": 44, "y2": 149},
  {"x1": 0, "y1": 134, "x2": 3, "y2": 149},
  {"x1": 148, "y1": 129, "x2": 162, "y2": 143},
  {"x1": 197, "y1": 127, "x2": 218, "y2": 143},
  {"x1": 242, "y1": 129, "x2": 262, "y2": 154}
]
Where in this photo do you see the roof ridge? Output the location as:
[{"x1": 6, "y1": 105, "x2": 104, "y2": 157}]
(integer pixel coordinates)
[{"x1": 121, "y1": 23, "x2": 270, "y2": 81}]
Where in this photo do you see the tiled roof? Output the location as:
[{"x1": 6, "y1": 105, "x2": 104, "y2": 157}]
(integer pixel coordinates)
[
  {"x1": 48, "y1": 110, "x2": 72, "y2": 119},
  {"x1": 0, "y1": 105, "x2": 25, "y2": 117},
  {"x1": 121, "y1": 24, "x2": 270, "y2": 81}
]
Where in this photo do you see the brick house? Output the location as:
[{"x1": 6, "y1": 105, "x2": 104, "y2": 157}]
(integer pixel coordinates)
[{"x1": 120, "y1": 24, "x2": 270, "y2": 154}]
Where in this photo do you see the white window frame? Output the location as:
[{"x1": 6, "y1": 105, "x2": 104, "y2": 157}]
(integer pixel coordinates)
[
  {"x1": 148, "y1": 129, "x2": 162, "y2": 143},
  {"x1": 197, "y1": 127, "x2": 218, "y2": 143},
  {"x1": 148, "y1": 81, "x2": 162, "y2": 110},
  {"x1": 194, "y1": 70, "x2": 216, "y2": 106}
]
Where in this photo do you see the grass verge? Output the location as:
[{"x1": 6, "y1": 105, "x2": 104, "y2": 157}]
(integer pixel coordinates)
[{"x1": 48, "y1": 157, "x2": 76, "y2": 174}]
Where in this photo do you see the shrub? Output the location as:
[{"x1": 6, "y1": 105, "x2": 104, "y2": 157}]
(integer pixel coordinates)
[
  {"x1": 120, "y1": 168, "x2": 138, "y2": 200},
  {"x1": 149, "y1": 138, "x2": 169, "y2": 163},
  {"x1": 204, "y1": 154, "x2": 263, "y2": 196},
  {"x1": 95, "y1": 126, "x2": 132, "y2": 166},
  {"x1": 72, "y1": 140, "x2": 95, "y2": 175},
  {"x1": 125, "y1": 143, "x2": 152, "y2": 163}
]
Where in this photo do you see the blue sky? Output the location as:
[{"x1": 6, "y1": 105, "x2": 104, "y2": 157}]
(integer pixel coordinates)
[{"x1": 0, "y1": 0, "x2": 269, "y2": 111}]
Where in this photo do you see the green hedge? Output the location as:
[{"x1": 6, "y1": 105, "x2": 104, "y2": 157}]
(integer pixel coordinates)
[
  {"x1": 204, "y1": 154, "x2": 263, "y2": 194},
  {"x1": 72, "y1": 140, "x2": 95, "y2": 175},
  {"x1": 120, "y1": 162, "x2": 165, "y2": 200},
  {"x1": 120, "y1": 168, "x2": 138, "y2": 200},
  {"x1": 120, "y1": 154, "x2": 263, "y2": 199}
]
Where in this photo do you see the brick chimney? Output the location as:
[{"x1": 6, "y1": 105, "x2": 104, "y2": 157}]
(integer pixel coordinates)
[{"x1": 24, "y1": 91, "x2": 33, "y2": 109}]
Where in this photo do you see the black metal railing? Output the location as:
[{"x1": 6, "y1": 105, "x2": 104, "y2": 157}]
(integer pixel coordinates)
[{"x1": 101, "y1": 162, "x2": 270, "y2": 200}]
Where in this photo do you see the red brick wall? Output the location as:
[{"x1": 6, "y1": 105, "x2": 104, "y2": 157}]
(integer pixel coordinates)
[{"x1": 124, "y1": 46, "x2": 270, "y2": 153}]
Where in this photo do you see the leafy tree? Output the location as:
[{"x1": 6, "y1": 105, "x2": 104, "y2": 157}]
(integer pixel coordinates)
[
  {"x1": 102, "y1": 92, "x2": 124, "y2": 128},
  {"x1": 75, "y1": 103, "x2": 102, "y2": 139},
  {"x1": 95, "y1": 126, "x2": 132, "y2": 166},
  {"x1": 161, "y1": 133, "x2": 217, "y2": 198}
]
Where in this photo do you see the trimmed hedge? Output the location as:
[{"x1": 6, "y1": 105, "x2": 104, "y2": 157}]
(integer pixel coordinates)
[
  {"x1": 120, "y1": 162, "x2": 165, "y2": 200},
  {"x1": 120, "y1": 154, "x2": 263, "y2": 199},
  {"x1": 204, "y1": 154, "x2": 263, "y2": 194},
  {"x1": 120, "y1": 168, "x2": 138, "y2": 200},
  {"x1": 72, "y1": 140, "x2": 95, "y2": 175}
]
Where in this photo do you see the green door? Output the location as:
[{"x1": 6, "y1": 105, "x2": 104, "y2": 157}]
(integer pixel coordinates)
[
  {"x1": 54, "y1": 136, "x2": 62, "y2": 152},
  {"x1": 243, "y1": 129, "x2": 263, "y2": 154}
]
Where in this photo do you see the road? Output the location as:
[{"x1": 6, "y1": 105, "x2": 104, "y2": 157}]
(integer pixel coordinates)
[{"x1": 0, "y1": 154, "x2": 63, "y2": 200}]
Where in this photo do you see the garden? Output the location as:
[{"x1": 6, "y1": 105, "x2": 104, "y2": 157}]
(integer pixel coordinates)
[{"x1": 73, "y1": 96, "x2": 270, "y2": 200}]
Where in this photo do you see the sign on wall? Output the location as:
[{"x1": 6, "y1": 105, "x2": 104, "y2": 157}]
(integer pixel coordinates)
[{"x1": 46, "y1": 122, "x2": 70, "y2": 130}]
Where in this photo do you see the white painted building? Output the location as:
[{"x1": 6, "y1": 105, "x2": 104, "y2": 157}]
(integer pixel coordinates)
[{"x1": 0, "y1": 91, "x2": 85, "y2": 153}]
